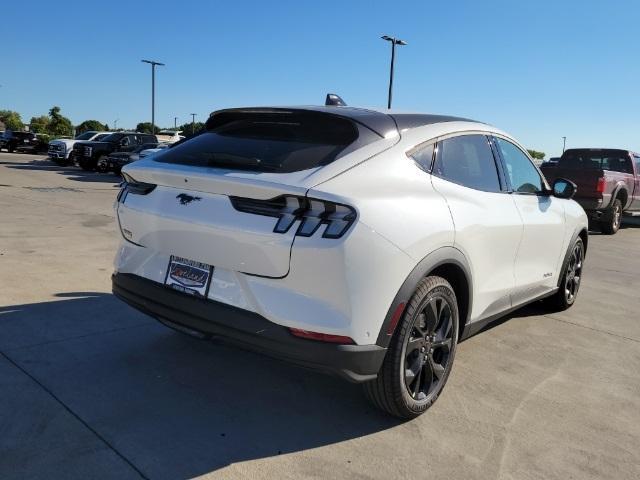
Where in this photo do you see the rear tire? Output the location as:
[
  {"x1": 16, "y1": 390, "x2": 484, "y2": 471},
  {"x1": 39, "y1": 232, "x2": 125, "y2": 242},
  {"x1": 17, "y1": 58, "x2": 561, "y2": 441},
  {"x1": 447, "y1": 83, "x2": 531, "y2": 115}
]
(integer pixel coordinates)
[
  {"x1": 543, "y1": 237, "x2": 584, "y2": 311},
  {"x1": 364, "y1": 275, "x2": 459, "y2": 419},
  {"x1": 600, "y1": 199, "x2": 622, "y2": 235},
  {"x1": 96, "y1": 156, "x2": 109, "y2": 173}
]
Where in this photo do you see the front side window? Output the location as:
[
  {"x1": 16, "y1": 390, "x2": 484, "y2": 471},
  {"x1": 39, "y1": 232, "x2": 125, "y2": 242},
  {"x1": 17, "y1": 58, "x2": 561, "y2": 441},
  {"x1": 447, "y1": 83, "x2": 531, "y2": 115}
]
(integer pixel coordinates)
[
  {"x1": 495, "y1": 138, "x2": 544, "y2": 194},
  {"x1": 432, "y1": 135, "x2": 501, "y2": 192},
  {"x1": 634, "y1": 155, "x2": 640, "y2": 173}
]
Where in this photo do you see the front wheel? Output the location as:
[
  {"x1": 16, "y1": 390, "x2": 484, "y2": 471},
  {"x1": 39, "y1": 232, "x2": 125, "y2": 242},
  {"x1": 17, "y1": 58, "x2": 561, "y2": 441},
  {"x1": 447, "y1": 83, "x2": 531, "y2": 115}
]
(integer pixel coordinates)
[
  {"x1": 544, "y1": 237, "x2": 584, "y2": 311},
  {"x1": 364, "y1": 275, "x2": 459, "y2": 418}
]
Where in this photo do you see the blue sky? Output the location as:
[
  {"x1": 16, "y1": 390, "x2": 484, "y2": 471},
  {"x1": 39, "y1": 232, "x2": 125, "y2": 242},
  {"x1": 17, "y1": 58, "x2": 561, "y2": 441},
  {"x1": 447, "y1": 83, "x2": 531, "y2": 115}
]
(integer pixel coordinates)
[{"x1": 2, "y1": 0, "x2": 639, "y2": 157}]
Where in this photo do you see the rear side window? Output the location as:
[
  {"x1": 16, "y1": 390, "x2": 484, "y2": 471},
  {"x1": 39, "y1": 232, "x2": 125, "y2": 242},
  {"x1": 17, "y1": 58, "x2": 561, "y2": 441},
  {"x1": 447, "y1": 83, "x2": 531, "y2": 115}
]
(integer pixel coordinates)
[
  {"x1": 154, "y1": 111, "x2": 368, "y2": 173},
  {"x1": 433, "y1": 135, "x2": 501, "y2": 192},
  {"x1": 634, "y1": 155, "x2": 640, "y2": 172},
  {"x1": 409, "y1": 143, "x2": 434, "y2": 172},
  {"x1": 495, "y1": 138, "x2": 544, "y2": 194}
]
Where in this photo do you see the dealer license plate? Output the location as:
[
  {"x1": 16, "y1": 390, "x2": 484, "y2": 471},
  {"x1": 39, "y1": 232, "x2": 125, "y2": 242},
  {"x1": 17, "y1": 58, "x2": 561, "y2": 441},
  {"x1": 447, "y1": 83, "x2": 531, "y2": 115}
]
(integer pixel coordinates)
[{"x1": 164, "y1": 256, "x2": 212, "y2": 297}]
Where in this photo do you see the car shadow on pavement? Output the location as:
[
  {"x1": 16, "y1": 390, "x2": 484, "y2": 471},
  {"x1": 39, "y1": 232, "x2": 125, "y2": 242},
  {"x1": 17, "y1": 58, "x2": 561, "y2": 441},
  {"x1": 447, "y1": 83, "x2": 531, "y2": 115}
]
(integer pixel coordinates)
[
  {"x1": 3, "y1": 158, "x2": 121, "y2": 184},
  {"x1": 0, "y1": 293, "x2": 400, "y2": 479},
  {"x1": 460, "y1": 302, "x2": 548, "y2": 341}
]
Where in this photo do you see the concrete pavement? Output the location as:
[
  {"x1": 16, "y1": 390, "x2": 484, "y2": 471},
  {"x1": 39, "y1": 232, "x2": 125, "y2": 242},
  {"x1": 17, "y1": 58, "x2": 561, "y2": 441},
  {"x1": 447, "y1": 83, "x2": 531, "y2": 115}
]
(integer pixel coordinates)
[{"x1": 1, "y1": 153, "x2": 639, "y2": 479}]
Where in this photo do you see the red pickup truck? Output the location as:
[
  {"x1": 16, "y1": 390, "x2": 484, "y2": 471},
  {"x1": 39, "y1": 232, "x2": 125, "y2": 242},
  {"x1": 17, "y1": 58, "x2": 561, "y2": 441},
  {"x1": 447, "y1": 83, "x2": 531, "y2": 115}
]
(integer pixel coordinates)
[{"x1": 540, "y1": 148, "x2": 640, "y2": 234}]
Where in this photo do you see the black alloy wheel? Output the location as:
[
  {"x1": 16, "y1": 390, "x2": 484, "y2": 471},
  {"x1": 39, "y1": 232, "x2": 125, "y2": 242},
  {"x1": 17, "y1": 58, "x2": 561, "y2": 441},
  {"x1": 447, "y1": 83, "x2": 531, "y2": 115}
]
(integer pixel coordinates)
[
  {"x1": 544, "y1": 237, "x2": 585, "y2": 311},
  {"x1": 364, "y1": 276, "x2": 459, "y2": 418},
  {"x1": 403, "y1": 295, "x2": 454, "y2": 401},
  {"x1": 564, "y1": 239, "x2": 584, "y2": 305}
]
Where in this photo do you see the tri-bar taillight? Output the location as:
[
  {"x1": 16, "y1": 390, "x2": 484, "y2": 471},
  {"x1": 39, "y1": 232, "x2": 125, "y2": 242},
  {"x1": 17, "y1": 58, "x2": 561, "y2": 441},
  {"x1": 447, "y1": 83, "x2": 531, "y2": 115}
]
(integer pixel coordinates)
[
  {"x1": 596, "y1": 177, "x2": 606, "y2": 194},
  {"x1": 118, "y1": 173, "x2": 156, "y2": 203},
  {"x1": 230, "y1": 195, "x2": 356, "y2": 239}
]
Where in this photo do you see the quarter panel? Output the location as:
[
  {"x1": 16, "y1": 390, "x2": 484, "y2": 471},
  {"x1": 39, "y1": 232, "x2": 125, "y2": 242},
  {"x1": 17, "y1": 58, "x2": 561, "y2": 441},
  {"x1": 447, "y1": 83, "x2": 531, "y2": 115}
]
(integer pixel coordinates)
[{"x1": 308, "y1": 145, "x2": 455, "y2": 261}]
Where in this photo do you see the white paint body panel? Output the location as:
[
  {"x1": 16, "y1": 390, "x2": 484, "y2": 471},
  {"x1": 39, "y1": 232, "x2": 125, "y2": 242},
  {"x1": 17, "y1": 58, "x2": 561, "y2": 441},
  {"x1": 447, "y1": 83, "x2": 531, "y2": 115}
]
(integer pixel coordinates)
[{"x1": 114, "y1": 114, "x2": 588, "y2": 345}]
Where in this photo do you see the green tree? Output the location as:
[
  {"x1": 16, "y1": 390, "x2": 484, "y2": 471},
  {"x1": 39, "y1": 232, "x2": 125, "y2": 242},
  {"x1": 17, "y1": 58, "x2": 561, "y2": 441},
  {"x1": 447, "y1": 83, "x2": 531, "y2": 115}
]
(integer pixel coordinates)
[
  {"x1": 29, "y1": 115, "x2": 50, "y2": 134},
  {"x1": 76, "y1": 119, "x2": 107, "y2": 133},
  {"x1": 136, "y1": 122, "x2": 159, "y2": 134},
  {"x1": 527, "y1": 149, "x2": 545, "y2": 161},
  {"x1": 48, "y1": 106, "x2": 73, "y2": 137},
  {"x1": 177, "y1": 121, "x2": 205, "y2": 136},
  {"x1": 0, "y1": 110, "x2": 25, "y2": 131}
]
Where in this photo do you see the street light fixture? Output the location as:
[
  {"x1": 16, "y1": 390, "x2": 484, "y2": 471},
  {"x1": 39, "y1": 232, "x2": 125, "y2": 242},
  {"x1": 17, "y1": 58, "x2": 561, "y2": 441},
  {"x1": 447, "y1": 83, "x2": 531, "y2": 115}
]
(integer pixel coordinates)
[
  {"x1": 381, "y1": 35, "x2": 407, "y2": 109},
  {"x1": 562, "y1": 136, "x2": 567, "y2": 153},
  {"x1": 141, "y1": 59, "x2": 165, "y2": 135}
]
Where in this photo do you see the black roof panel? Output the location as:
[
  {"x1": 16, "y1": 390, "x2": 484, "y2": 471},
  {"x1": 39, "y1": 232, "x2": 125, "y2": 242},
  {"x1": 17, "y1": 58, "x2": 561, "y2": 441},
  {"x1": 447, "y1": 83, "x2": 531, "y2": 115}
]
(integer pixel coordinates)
[{"x1": 207, "y1": 106, "x2": 480, "y2": 138}]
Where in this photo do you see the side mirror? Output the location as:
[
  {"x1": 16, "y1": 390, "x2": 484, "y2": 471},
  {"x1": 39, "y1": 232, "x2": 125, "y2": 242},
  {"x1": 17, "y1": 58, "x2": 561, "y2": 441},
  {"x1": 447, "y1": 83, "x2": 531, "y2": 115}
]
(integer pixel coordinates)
[{"x1": 553, "y1": 178, "x2": 577, "y2": 199}]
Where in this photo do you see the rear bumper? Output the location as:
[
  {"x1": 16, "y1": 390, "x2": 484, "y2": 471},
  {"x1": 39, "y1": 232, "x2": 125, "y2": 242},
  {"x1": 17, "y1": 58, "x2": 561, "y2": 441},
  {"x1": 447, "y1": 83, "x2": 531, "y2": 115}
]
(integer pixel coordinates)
[{"x1": 112, "y1": 273, "x2": 387, "y2": 382}]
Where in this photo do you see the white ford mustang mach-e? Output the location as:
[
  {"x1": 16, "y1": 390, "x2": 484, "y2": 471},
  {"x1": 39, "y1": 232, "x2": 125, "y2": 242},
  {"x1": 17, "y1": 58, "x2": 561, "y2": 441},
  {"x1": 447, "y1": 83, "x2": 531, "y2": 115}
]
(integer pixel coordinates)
[{"x1": 113, "y1": 106, "x2": 587, "y2": 418}]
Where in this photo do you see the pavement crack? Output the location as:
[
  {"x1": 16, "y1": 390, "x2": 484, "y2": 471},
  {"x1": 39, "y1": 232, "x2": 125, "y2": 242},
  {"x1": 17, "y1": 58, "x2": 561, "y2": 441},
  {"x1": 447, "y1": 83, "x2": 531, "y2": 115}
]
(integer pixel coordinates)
[
  {"x1": 0, "y1": 350, "x2": 149, "y2": 480},
  {"x1": 543, "y1": 314, "x2": 640, "y2": 344}
]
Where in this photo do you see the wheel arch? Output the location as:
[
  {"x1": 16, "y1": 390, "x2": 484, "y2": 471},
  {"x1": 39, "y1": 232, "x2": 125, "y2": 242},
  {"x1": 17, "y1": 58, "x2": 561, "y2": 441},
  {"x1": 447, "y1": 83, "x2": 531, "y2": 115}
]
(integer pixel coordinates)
[
  {"x1": 614, "y1": 186, "x2": 628, "y2": 209},
  {"x1": 557, "y1": 227, "x2": 588, "y2": 289},
  {"x1": 375, "y1": 246, "x2": 473, "y2": 347}
]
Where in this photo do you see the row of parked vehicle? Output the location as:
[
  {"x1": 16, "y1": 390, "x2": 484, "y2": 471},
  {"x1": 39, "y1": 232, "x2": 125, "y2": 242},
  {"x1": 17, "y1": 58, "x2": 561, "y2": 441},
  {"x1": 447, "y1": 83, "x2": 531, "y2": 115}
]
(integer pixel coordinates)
[
  {"x1": 0, "y1": 130, "x2": 49, "y2": 153},
  {"x1": 541, "y1": 148, "x2": 640, "y2": 234},
  {"x1": 47, "y1": 130, "x2": 182, "y2": 173},
  {"x1": 0, "y1": 128, "x2": 182, "y2": 173}
]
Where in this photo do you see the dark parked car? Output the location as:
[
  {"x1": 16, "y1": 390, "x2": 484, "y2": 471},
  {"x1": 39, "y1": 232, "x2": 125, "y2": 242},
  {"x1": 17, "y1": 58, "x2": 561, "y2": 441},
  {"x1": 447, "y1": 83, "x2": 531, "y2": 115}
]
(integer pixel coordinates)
[
  {"x1": 0, "y1": 131, "x2": 47, "y2": 153},
  {"x1": 97, "y1": 142, "x2": 160, "y2": 174},
  {"x1": 541, "y1": 148, "x2": 640, "y2": 234},
  {"x1": 73, "y1": 132, "x2": 158, "y2": 171}
]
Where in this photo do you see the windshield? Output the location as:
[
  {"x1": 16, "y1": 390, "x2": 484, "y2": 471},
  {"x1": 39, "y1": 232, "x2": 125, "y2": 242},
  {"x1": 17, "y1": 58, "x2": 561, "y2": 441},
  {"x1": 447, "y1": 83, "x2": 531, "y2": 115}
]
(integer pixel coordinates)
[
  {"x1": 93, "y1": 133, "x2": 111, "y2": 141},
  {"x1": 75, "y1": 131, "x2": 97, "y2": 140},
  {"x1": 154, "y1": 111, "x2": 362, "y2": 173}
]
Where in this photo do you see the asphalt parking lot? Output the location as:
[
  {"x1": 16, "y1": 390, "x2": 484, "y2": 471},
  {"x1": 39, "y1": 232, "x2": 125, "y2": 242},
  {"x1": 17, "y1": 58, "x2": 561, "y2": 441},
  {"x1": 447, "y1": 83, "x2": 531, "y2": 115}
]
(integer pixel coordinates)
[{"x1": 1, "y1": 152, "x2": 639, "y2": 480}]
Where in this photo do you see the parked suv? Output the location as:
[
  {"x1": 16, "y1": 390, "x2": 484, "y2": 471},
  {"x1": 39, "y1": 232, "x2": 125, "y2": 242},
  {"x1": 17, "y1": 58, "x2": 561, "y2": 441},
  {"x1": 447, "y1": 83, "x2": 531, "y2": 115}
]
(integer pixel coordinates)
[
  {"x1": 0, "y1": 131, "x2": 47, "y2": 153},
  {"x1": 112, "y1": 107, "x2": 588, "y2": 418},
  {"x1": 74, "y1": 132, "x2": 158, "y2": 171},
  {"x1": 541, "y1": 148, "x2": 640, "y2": 233},
  {"x1": 48, "y1": 131, "x2": 111, "y2": 164}
]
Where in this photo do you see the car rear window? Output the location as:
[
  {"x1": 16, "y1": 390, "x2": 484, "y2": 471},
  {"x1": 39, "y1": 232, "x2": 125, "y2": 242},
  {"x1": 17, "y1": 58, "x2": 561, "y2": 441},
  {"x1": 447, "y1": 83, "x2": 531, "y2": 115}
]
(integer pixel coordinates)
[
  {"x1": 154, "y1": 110, "x2": 377, "y2": 173},
  {"x1": 560, "y1": 149, "x2": 633, "y2": 173}
]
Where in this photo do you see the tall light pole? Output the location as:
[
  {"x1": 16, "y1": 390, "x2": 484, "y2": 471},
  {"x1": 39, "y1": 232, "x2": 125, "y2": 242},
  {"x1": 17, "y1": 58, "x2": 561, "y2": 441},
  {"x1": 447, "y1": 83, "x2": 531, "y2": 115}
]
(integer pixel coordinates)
[
  {"x1": 174, "y1": 116, "x2": 178, "y2": 130},
  {"x1": 381, "y1": 35, "x2": 407, "y2": 109},
  {"x1": 141, "y1": 59, "x2": 165, "y2": 134},
  {"x1": 190, "y1": 113, "x2": 197, "y2": 135},
  {"x1": 562, "y1": 136, "x2": 567, "y2": 153},
  {"x1": 114, "y1": 119, "x2": 119, "y2": 131}
]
